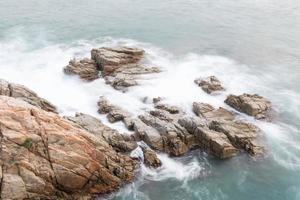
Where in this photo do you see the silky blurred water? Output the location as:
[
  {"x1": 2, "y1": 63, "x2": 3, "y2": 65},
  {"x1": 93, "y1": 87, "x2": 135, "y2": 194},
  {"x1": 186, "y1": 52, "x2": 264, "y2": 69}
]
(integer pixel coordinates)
[{"x1": 0, "y1": 0, "x2": 300, "y2": 199}]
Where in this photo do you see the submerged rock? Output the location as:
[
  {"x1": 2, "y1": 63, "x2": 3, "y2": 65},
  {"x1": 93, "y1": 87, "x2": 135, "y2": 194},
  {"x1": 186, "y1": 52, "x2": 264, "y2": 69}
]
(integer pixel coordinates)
[
  {"x1": 0, "y1": 96, "x2": 137, "y2": 199},
  {"x1": 225, "y1": 93, "x2": 272, "y2": 119},
  {"x1": 194, "y1": 76, "x2": 224, "y2": 94},
  {"x1": 64, "y1": 58, "x2": 99, "y2": 81},
  {"x1": 0, "y1": 79, "x2": 57, "y2": 113}
]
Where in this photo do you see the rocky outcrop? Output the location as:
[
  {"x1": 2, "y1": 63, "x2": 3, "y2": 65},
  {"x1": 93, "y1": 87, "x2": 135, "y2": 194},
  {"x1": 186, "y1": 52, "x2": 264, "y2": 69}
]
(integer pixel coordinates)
[
  {"x1": 98, "y1": 99, "x2": 240, "y2": 158},
  {"x1": 91, "y1": 47, "x2": 145, "y2": 76},
  {"x1": 225, "y1": 94, "x2": 271, "y2": 119},
  {"x1": 192, "y1": 102, "x2": 263, "y2": 155},
  {"x1": 194, "y1": 76, "x2": 224, "y2": 94},
  {"x1": 64, "y1": 58, "x2": 99, "y2": 81},
  {"x1": 0, "y1": 96, "x2": 137, "y2": 200},
  {"x1": 97, "y1": 96, "x2": 133, "y2": 127},
  {"x1": 66, "y1": 113, "x2": 137, "y2": 153},
  {"x1": 64, "y1": 46, "x2": 160, "y2": 91},
  {"x1": 0, "y1": 79, "x2": 57, "y2": 113}
]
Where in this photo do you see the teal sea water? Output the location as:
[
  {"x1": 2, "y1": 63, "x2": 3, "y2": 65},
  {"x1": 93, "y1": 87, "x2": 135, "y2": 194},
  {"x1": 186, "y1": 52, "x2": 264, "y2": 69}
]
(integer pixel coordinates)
[{"x1": 1, "y1": 0, "x2": 300, "y2": 199}]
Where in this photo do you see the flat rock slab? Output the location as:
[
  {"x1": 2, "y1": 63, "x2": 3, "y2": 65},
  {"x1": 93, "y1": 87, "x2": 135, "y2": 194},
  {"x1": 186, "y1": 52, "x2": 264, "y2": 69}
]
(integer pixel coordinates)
[{"x1": 225, "y1": 93, "x2": 272, "y2": 119}]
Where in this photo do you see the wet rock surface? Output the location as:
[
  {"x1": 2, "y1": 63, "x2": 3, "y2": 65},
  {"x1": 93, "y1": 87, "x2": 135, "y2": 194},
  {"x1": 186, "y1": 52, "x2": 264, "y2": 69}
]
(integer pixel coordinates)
[
  {"x1": 142, "y1": 148, "x2": 162, "y2": 168},
  {"x1": 98, "y1": 98, "x2": 264, "y2": 158},
  {"x1": 0, "y1": 79, "x2": 57, "y2": 113},
  {"x1": 64, "y1": 58, "x2": 99, "y2": 81},
  {"x1": 0, "y1": 96, "x2": 137, "y2": 200},
  {"x1": 194, "y1": 76, "x2": 224, "y2": 94},
  {"x1": 225, "y1": 93, "x2": 272, "y2": 119}
]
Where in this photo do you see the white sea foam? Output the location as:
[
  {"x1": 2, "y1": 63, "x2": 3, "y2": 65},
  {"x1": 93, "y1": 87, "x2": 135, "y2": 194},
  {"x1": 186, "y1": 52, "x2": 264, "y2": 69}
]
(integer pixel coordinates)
[{"x1": 1, "y1": 36, "x2": 300, "y2": 194}]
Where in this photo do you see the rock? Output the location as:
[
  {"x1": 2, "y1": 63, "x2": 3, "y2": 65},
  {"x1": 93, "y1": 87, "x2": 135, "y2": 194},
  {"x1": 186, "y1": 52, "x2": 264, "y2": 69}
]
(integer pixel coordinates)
[
  {"x1": 0, "y1": 96, "x2": 137, "y2": 199},
  {"x1": 0, "y1": 79, "x2": 57, "y2": 113},
  {"x1": 178, "y1": 117, "x2": 237, "y2": 159},
  {"x1": 64, "y1": 58, "x2": 99, "y2": 81},
  {"x1": 142, "y1": 149, "x2": 162, "y2": 168},
  {"x1": 193, "y1": 102, "x2": 235, "y2": 121},
  {"x1": 91, "y1": 47, "x2": 145, "y2": 76},
  {"x1": 97, "y1": 96, "x2": 132, "y2": 124},
  {"x1": 154, "y1": 103, "x2": 181, "y2": 114},
  {"x1": 105, "y1": 74, "x2": 138, "y2": 91},
  {"x1": 225, "y1": 94, "x2": 272, "y2": 119},
  {"x1": 192, "y1": 101, "x2": 263, "y2": 155},
  {"x1": 66, "y1": 113, "x2": 138, "y2": 153},
  {"x1": 63, "y1": 46, "x2": 160, "y2": 91},
  {"x1": 209, "y1": 120, "x2": 263, "y2": 155},
  {"x1": 194, "y1": 76, "x2": 224, "y2": 94}
]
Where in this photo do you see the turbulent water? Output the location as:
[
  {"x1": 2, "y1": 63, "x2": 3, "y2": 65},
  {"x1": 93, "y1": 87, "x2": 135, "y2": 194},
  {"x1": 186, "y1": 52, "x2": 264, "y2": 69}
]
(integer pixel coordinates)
[{"x1": 1, "y1": 0, "x2": 300, "y2": 199}]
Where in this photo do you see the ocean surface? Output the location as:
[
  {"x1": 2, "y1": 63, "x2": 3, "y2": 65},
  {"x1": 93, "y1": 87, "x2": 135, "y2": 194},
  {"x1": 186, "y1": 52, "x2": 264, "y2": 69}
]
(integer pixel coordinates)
[{"x1": 1, "y1": 0, "x2": 300, "y2": 199}]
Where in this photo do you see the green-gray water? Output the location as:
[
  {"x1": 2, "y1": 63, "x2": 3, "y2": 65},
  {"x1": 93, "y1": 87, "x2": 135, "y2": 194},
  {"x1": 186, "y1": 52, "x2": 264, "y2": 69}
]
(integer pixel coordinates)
[{"x1": 1, "y1": 0, "x2": 300, "y2": 199}]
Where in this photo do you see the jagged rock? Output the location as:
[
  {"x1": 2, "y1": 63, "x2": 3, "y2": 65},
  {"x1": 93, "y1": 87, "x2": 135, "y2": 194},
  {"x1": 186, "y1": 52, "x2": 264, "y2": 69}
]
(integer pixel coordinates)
[
  {"x1": 225, "y1": 94, "x2": 272, "y2": 119},
  {"x1": 178, "y1": 117, "x2": 237, "y2": 158},
  {"x1": 0, "y1": 79, "x2": 57, "y2": 113},
  {"x1": 142, "y1": 149, "x2": 162, "y2": 168},
  {"x1": 193, "y1": 102, "x2": 235, "y2": 121},
  {"x1": 64, "y1": 47, "x2": 160, "y2": 91},
  {"x1": 0, "y1": 96, "x2": 137, "y2": 199},
  {"x1": 97, "y1": 96, "x2": 132, "y2": 123},
  {"x1": 64, "y1": 58, "x2": 99, "y2": 81},
  {"x1": 66, "y1": 113, "x2": 137, "y2": 153},
  {"x1": 105, "y1": 74, "x2": 138, "y2": 91},
  {"x1": 192, "y1": 101, "x2": 263, "y2": 155},
  {"x1": 91, "y1": 47, "x2": 145, "y2": 76},
  {"x1": 209, "y1": 120, "x2": 263, "y2": 155},
  {"x1": 154, "y1": 103, "x2": 181, "y2": 114},
  {"x1": 194, "y1": 76, "x2": 224, "y2": 94}
]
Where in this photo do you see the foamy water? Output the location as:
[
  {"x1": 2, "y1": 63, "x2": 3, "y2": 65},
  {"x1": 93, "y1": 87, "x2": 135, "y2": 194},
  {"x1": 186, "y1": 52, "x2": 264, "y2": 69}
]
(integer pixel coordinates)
[{"x1": 1, "y1": 35, "x2": 300, "y2": 199}]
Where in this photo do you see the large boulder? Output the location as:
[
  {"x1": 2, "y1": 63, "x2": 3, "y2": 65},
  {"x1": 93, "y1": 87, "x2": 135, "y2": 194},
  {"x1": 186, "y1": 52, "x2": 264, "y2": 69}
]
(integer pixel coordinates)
[
  {"x1": 0, "y1": 79, "x2": 57, "y2": 113},
  {"x1": 91, "y1": 47, "x2": 145, "y2": 75},
  {"x1": 194, "y1": 76, "x2": 224, "y2": 94},
  {"x1": 64, "y1": 46, "x2": 160, "y2": 92},
  {"x1": 0, "y1": 96, "x2": 137, "y2": 200},
  {"x1": 64, "y1": 58, "x2": 99, "y2": 81},
  {"x1": 225, "y1": 94, "x2": 272, "y2": 119}
]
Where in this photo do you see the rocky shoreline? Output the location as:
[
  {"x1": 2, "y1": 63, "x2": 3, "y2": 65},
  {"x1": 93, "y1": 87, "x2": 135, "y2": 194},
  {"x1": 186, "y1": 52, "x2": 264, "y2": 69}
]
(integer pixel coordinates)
[{"x1": 0, "y1": 46, "x2": 272, "y2": 199}]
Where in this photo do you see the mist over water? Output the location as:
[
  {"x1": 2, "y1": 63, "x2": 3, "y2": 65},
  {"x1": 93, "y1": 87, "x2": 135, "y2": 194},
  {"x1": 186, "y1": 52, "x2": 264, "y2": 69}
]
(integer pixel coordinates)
[{"x1": 1, "y1": 0, "x2": 300, "y2": 199}]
